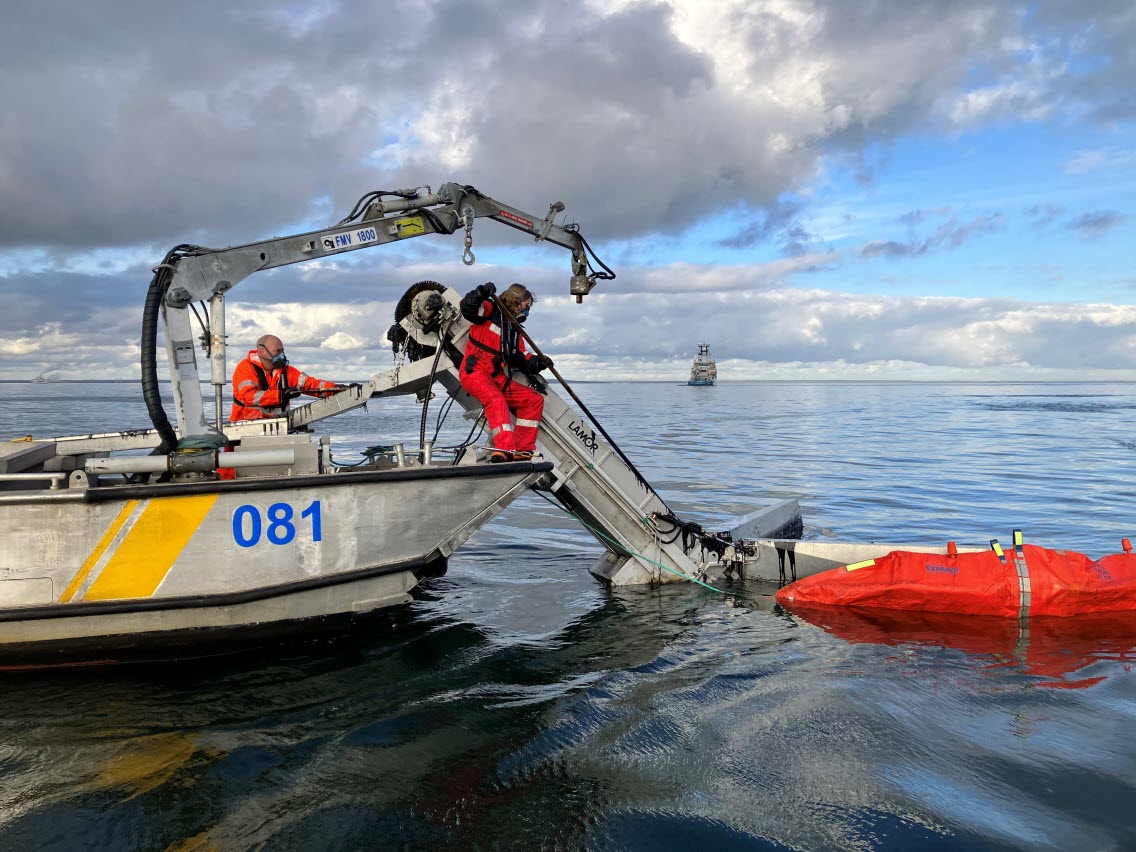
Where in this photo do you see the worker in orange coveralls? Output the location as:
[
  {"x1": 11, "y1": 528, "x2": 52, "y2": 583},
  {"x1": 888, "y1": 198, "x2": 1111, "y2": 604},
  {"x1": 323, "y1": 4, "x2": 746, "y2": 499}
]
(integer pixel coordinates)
[
  {"x1": 459, "y1": 282, "x2": 553, "y2": 462},
  {"x1": 229, "y1": 334, "x2": 338, "y2": 422}
]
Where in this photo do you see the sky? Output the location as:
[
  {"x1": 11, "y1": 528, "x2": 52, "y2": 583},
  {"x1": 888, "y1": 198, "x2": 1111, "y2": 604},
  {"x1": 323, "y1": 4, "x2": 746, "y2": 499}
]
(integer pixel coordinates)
[{"x1": 0, "y1": 0, "x2": 1134, "y2": 382}]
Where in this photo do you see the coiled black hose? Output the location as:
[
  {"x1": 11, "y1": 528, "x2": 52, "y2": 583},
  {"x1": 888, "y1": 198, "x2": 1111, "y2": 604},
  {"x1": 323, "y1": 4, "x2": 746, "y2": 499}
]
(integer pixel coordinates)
[{"x1": 141, "y1": 245, "x2": 198, "y2": 453}]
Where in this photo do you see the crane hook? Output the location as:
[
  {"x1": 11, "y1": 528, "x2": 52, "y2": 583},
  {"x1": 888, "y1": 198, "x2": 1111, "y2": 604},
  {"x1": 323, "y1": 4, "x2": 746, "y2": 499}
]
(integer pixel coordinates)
[{"x1": 462, "y1": 210, "x2": 476, "y2": 265}]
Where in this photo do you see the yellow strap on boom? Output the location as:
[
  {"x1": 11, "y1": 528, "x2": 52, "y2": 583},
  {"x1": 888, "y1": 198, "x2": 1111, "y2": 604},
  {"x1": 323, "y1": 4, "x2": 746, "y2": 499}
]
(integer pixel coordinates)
[{"x1": 990, "y1": 539, "x2": 1007, "y2": 564}]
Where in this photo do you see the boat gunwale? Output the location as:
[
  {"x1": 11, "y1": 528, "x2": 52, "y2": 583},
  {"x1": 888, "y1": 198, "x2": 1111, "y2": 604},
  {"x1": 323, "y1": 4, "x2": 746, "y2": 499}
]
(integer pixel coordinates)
[{"x1": 0, "y1": 460, "x2": 553, "y2": 504}]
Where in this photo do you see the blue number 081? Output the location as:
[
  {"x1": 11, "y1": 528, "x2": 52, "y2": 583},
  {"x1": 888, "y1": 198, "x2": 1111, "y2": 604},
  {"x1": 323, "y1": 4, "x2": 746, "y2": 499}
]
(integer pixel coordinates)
[{"x1": 233, "y1": 500, "x2": 323, "y2": 548}]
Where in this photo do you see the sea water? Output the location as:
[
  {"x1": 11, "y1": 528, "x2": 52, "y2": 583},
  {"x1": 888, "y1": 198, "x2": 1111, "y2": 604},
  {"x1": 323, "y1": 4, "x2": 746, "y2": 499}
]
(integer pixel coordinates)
[{"x1": 0, "y1": 380, "x2": 1134, "y2": 850}]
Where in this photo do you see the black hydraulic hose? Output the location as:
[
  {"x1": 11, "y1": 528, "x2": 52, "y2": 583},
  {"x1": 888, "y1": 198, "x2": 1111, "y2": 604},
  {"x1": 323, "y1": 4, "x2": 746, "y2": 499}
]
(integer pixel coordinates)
[
  {"x1": 141, "y1": 247, "x2": 188, "y2": 453},
  {"x1": 337, "y1": 188, "x2": 420, "y2": 225},
  {"x1": 565, "y1": 225, "x2": 616, "y2": 283},
  {"x1": 432, "y1": 395, "x2": 455, "y2": 443},
  {"x1": 418, "y1": 337, "x2": 447, "y2": 461},
  {"x1": 420, "y1": 206, "x2": 458, "y2": 235},
  {"x1": 447, "y1": 417, "x2": 486, "y2": 465}
]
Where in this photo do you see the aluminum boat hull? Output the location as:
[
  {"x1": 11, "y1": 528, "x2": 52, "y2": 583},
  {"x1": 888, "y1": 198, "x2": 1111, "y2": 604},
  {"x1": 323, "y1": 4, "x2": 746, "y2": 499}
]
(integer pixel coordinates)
[{"x1": 0, "y1": 461, "x2": 549, "y2": 662}]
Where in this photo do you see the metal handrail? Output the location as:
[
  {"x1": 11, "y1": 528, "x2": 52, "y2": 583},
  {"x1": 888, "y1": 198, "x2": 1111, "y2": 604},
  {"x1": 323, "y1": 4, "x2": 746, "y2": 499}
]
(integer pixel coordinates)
[{"x1": 0, "y1": 472, "x2": 68, "y2": 490}]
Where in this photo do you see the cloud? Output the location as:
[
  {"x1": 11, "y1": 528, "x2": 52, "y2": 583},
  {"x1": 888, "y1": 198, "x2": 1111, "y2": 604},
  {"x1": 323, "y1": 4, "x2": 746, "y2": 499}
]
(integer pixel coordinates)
[
  {"x1": 1066, "y1": 210, "x2": 1128, "y2": 237},
  {"x1": 1065, "y1": 147, "x2": 1136, "y2": 174},
  {"x1": 6, "y1": 258, "x2": 1136, "y2": 382},
  {"x1": 534, "y1": 286, "x2": 1136, "y2": 374},
  {"x1": 940, "y1": 47, "x2": 1062, "y2": 127},
  {"x1": 1032, "y1": 3, "x2": 1136, "y2": 122},
  {"x1": 860, "y1": 212, "x2": 1006, "y2": 258},
  {"x1": 714, "y1": 200, "x2": 825, "y2": 257},
  {"x1": 615, "y1": 255, "x2": 841, "y2": 294},
  {"x1": 1024, "y1": 203, "x2": 1064, "y2": 227},
  {"x1": 1, "y1": 1, "x2": 1131, "y2": 254}
]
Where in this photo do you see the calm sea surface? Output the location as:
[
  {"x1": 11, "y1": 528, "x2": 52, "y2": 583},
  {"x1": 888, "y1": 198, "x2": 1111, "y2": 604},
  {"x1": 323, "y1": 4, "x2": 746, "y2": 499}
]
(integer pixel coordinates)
[{"x1": 1, "y1": 380, "x2": 1135, "y2": 850}]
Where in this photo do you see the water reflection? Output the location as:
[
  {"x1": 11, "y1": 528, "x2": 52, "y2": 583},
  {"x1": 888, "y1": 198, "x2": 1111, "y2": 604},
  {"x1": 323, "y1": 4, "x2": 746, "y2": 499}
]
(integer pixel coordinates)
[
  {"x1": 785, "y1": 604, "x2": 1136, "y2": 689},
  {"x1": 0, "y1": 583, "x2": 702, "y2": 849}
]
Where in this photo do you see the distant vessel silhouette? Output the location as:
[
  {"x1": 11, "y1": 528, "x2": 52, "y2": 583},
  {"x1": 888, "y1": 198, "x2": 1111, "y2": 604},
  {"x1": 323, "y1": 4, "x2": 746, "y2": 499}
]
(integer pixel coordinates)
[
  {"x1": 687, "y1": 343, "x2": 716, "y2": 386},
  {"x1": 32, "y1": 372, "x2": 54, "y2": 384}
]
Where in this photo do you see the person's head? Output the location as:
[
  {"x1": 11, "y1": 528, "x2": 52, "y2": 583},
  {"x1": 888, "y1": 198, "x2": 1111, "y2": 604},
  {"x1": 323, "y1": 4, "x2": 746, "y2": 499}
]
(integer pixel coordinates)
[
  {"x1": 501, "y1": 283, "x2": 536, "y2": 322},
  {"x1": 256, "y1": 334, "x2": 288, "y2": 370}
]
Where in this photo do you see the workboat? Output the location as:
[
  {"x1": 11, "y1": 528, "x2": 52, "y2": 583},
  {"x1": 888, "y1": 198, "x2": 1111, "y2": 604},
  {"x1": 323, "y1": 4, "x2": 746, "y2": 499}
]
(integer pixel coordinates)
[
  {"x1": 688, "y1": 343, "x2": 716, "y2": 386},
  {"x1": 0, "y1": 182, "x2": 802, "y2": 665}
]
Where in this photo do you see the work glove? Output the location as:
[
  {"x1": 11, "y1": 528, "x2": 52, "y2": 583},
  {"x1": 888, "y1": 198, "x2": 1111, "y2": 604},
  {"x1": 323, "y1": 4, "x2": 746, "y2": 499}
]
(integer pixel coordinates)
[
  {"x1": 528, "y1": 373, "x2": 549, "y2": 395},
  {"x1": 281, "y1": 386, "x2": 303, "y2": 402},
  {"x1": 538, "y1": 354, "x2": 554, "y2": 371},
  {"x1": 476, "y1": 282, "x2": 496, "y2": 299}
]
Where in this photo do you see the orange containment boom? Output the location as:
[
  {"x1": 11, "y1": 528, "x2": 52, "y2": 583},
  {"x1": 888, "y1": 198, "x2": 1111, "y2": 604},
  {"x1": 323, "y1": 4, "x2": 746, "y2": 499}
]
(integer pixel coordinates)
[{"x1": 776, "y1": 532, "x2": 1136, "y2": 618}]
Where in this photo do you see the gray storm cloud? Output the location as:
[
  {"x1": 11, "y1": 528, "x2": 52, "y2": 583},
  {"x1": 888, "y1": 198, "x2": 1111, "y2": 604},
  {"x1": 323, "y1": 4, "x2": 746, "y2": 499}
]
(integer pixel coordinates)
[{"x1": 1, "y1": 0, "x2": 1129, "y2": 249}]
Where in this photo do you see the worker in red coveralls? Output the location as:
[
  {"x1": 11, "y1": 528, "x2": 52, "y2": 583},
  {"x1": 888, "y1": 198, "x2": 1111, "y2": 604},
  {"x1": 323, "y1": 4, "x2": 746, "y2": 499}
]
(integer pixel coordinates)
[
  {"x1": 229, "y1": 334, "x2": 338, "y2": 422},
  {"x1": 459, "y1": 282, "x2": 553, "y2": 462}
]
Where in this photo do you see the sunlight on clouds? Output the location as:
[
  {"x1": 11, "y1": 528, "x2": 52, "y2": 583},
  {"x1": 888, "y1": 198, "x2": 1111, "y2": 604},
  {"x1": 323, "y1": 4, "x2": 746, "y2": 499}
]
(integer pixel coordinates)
[
  {"x1": 321, "y1": 331, "x2": 366, "y2": 350},
  {"x1": 533, "y1": 280, "x2": 1136, "y2": 377},
  {"x1": 798, "y1": 315, "x2": 826, "y2": 345},
  {"x1": 941, "y1": 38, "x2": 1064, "y2": 127},
  {"x1": 944, "y1": 79, "x2": 1052, "y2": 126},
  {"x1": 668, "y1": 0, "x2": 823, "y2": 98},
  {"x1": 0, "y1": 323, "x2": 82, "y2": 356},
  {"x1": 417, "y1": 83, "x2": 480, "y2": 172},
  {"x1": 226, "y1": 302, "x2": 392, "y2": 350}
]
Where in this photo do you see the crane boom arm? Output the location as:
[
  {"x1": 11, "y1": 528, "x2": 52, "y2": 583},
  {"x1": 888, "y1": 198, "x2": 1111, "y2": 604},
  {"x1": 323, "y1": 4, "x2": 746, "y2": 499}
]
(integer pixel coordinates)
[
  {"x1": 166, "y1": 182, "x2": 600, "y2": 303},
  {"x1": 152, "y1": 182, "x2": 612, "y2": 444}
]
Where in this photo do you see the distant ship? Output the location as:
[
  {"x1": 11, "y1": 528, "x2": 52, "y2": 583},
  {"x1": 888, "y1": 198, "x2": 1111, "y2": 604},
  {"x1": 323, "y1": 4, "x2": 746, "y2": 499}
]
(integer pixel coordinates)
[
  {"x1": 687, "y1": 343, "x2": 717, "y2": 386},
  {"x1": 32, "y1": 372, "x2": 54, "y2": 384}
]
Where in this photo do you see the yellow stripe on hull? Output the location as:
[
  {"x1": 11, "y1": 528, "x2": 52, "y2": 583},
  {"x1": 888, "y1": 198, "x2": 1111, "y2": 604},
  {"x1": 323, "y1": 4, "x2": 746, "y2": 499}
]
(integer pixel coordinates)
[
  {"x1": 60, "y1": 500, "x2": 140, "y2": 602},
  {"x1": 84, "y1": 495, "x2": 219, "y2": 601}
]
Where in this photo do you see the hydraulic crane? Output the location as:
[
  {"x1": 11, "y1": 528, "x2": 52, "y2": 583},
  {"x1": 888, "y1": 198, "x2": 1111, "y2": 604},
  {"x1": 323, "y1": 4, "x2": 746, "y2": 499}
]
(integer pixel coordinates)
[{"x1": 142, "y1": 182, "x2": 800, "y2": 587}]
